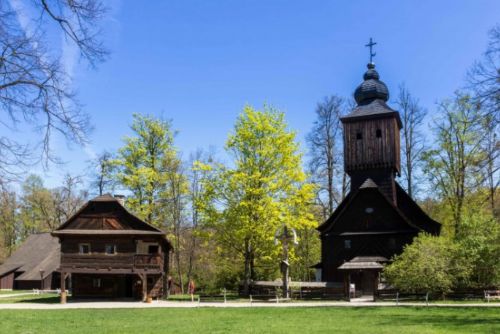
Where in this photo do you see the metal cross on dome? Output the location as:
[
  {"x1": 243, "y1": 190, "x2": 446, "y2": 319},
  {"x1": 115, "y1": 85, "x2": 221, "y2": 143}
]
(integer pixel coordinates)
[{"x1": 365, "y1": 37, "x2": 377, "y2": 64}]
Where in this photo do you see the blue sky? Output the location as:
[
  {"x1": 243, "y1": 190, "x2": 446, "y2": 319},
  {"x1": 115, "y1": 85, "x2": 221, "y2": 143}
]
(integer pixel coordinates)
[{"x1": 15, "y1": 0, "x2": 500, "y2": 188}]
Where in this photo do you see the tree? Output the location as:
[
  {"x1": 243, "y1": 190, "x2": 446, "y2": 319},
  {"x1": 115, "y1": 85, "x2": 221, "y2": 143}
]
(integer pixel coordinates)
[
  {"x1": 0, "y1": 1, "x2": 108, "y2": 177},
  {"x1": 0, "y1": 188, "x2": 19, "y2": 260},
  {"x1": 383, "y1": 234, "x2": 471, "y2": 294},
  {"x1": 467, "y1": 24, "x2": 500, "y2": 120},
  {"x1": 18, "y1": 173, "x2": 86, "y2": 234},
  {"x1": 161, "y1": 149, "x2": 188, "y2": 293},
  {"x1": 395, "y1": 84, "x2": 427, "y2": 199},
  {"x1": 422, "y1": 93, "x2": 485, "y2": 237},
  {"x1": 478, "y1": 114, "x2": 499, "y2": 215},
  {"x1": 185, "y1": 148, "x2": 215, "y2": 288},
  {"x1": 114, "y1": 114, "x2": 176, "y2": 226},
  {"x1": 51, "y1": 173, "x2": 87, "y2": 225},
  {"x1": 458, "y1": 205, "x2": 500, "y2": 288},
  {"x1": 307, "y1": 96, "x2": 345, "y2": 218},
  {"x1": 467, "y1": 24, "x2": 500, "y2": 216},
  {"x1": 198, "y1": 106, "x2": 317, "y2": 294},
  {"x1": 89, "y1": 151, "x2": 116, "y2": 196},
  {"x1": 19, "y1": 174, "x2": 57, "y2": 235}
]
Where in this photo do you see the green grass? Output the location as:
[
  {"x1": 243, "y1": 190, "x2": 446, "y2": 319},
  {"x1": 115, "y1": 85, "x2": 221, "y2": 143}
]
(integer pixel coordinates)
[
  {"x1": 166, "y1": 294, "x2": 199, "y2": 301},
  {"x1": 0, "y1": 307, "x2": 498, "y2": 333},
  {"x1": 0, "y1": 290, "x2": 31, "y2": 295},
  {"x1": 0, "y1": 293, "x2": 60, "y2": 304}
]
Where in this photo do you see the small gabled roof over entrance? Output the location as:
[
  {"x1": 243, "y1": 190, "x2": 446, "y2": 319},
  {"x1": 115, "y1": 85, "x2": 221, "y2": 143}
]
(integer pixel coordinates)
[{"x1": 338, "y1": 256, "x2": 388, "y2": 270}]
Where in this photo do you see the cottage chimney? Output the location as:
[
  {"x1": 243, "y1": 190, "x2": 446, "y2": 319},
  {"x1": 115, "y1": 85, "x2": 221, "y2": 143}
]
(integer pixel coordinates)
[{"x1": 114, "y1": 194, "x2": 126, "y2": 206}]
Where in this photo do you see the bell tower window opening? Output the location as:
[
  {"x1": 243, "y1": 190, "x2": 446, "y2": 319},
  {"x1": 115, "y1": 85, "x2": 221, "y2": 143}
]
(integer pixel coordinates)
[
  {"x1": 376, "y1": 129, "x2": 382, "y2": 138},
  {"x1": 356, "y1": 132, "x2": 362, "y2": 140}
]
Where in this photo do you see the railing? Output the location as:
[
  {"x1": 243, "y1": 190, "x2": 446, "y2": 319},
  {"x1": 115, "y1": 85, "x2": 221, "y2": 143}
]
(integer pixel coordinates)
[
  {"x1": 134, "y1": 254, "x2": 163, "y2": 270},
  {"x1": 60, "y1": 253, "x2": 164, "y2": 272}
]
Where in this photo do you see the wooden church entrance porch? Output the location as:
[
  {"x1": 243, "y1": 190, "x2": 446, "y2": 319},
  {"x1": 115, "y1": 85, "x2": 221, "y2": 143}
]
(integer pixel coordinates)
[{"x1": 338, "y1": 256, "x2": 387, "y2": 300}]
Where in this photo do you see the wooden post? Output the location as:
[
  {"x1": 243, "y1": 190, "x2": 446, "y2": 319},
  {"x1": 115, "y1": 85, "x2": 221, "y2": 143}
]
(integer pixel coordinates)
[
  {"x1": 344, "y1": 272, "x2": 351, "y2": 301},
  {"x1": 141, "y1": 273, "x2": 148, "y2": 302},
  {"x1": 60, "y1": 271, "x2": 67, "y2": 304},
  {"x1": 60, "y1": 271, "x2": 65, "y2": 293}
]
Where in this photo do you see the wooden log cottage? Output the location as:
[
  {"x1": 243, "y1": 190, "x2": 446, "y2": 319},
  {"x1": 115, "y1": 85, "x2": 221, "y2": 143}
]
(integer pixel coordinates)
[{"x1": 52, "y1": 194, "x2": 172, "y2": 301}]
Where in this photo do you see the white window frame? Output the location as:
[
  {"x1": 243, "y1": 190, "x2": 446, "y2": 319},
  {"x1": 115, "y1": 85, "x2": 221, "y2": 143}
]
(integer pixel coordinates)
[
  {"x1": 105, "y1": 244, "x2": 117, "y2": 255},
  {"x1": 79, "y1": 243, "x2": 91, "y2": 254}
]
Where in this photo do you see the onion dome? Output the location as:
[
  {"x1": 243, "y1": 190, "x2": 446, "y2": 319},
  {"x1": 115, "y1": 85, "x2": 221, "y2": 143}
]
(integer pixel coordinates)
[
  {"x1": 341, "y1": 63, "x2": 401, "y2": 127},
  {"x1": 354, "y1": 63, "x2": 389, "y2": 104}
]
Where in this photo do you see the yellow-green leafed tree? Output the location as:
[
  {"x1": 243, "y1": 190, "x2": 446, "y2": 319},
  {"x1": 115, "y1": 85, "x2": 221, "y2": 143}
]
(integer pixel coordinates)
[
  {"x1": 197, "y1": 106, "x2": 317, "y2": 294},
  {"x1": 114, "y1": 114, "x2": 179, "y2": 226}
]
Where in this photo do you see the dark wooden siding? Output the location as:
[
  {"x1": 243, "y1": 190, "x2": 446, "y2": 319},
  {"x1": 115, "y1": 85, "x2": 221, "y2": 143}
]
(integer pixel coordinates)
[
  {"x1": 343, "y1": 117, "x2": 400, "y2": 174},
  {"x1": 60, "y1": 236, "x2": 137, "y2": 254},
  {"x1": 0, "y1": 272, "x2": 14, "y2": 290},
  {"x1": 320, "y1": 188, "x2": 419, "y2": 282},
  {"x1": 321, "y1": 233, "x2": 416, "y2": 282},
  {"x1": 72, "y1": 273, "x2": 163, "y2": 299},
  {"x1": 60, "y1": 236, "x2": 165, "y2": 273}
]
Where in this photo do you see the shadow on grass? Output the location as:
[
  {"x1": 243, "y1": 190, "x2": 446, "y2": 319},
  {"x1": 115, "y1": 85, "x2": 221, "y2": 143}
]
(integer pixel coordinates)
[{"x1": 17, "y1": 296, "x2": 62, "y2": 304}]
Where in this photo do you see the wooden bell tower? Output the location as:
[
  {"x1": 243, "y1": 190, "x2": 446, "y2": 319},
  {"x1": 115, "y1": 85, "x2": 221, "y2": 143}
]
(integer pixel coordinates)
[{"x1": 341, "y1": 62, "x2": 401, "y2": 204}]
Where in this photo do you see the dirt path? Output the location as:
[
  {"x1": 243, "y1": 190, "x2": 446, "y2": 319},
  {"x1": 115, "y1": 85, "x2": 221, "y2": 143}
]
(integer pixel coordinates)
[{"x1": 0, "y1": 300, "x2": 498, "y2": 309}]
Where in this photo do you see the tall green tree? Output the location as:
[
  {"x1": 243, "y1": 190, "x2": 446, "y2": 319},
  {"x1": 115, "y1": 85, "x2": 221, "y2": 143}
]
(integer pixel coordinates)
[
  {"x1": 0, "y1": 188, "x2": 19, "y2": 260},
  {"x1": 19, "y1": 174, "x2": 57, "y2": 235},
  {"x1": 114, "y1": 114, "x2": 176, "y2": 226},
  {"x1": 160, "y1": 148, "x2": 188, "y2": 292},
  {"x1": 422, "y1": 93, "x2": 485, "y2": 237},
  {"x1": 198, "y1": 106, "x2": 317, "y2": 293}
]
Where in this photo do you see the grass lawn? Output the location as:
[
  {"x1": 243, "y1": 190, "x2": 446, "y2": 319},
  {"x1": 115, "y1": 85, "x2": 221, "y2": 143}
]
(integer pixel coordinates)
[
  {"x1": 0, "y1": 307, "x2": 498, "y2": 334},
  {"x1": 0, "y1": 290, "x2": 31, "y2": 295},
  {"x1": 0, "y1": 293, "x2": 60, "y2": 304}
]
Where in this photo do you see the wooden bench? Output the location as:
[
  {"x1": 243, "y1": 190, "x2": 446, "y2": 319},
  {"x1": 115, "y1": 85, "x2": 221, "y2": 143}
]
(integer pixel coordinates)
[{"x1": 484, "y1": 290, "x2": 500, "y2": 302}]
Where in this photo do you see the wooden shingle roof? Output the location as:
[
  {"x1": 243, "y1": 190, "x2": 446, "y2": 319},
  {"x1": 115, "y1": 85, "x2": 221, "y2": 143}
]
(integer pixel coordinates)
[{"x1": 0, "y1": 233, "x2": 60, "y2": 280}]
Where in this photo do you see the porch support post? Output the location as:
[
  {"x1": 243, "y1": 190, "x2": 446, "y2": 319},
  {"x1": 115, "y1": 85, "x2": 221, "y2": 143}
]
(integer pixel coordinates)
[
  {"x1": 373, "y1": 270, "x2": 380, "y2": 301},
  {"x1": 139, "y1": 273, "x2": 147, "y2": 302},
  {"x1": 343, "y1": 271, "x2": 350, "y2": 301},
  {"x1": 60, "y1": 271, "x2": 65, "y2": 292},
  {"x1": 60, "y1": 271, "x2": 68, "y2": 304}
]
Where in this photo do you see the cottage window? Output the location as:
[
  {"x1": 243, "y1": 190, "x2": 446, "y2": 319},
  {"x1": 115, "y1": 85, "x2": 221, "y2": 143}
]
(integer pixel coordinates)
[
  {"x1": 105, "y1": 244, "x2": 117, "y2": 255},
  {"x1": 356, "y1": 132, "x2": 362, "y2": 140},
  {"x1": 148, "y1": 245, "x2": 159, "y2": 254},
  {"x1": 344, "y1": 240, "x2": 351, "y2": 249},
  {"x1": 376, "y1": 129, "x2": 382, "y2": 138},
  {"x1": 79, "y1": 243, "x2": 91, "y2": 254},
  {"x1": 388, "y1": 238, "x2": 396, "y2": 249},
  {"x1": 92, "y1": 278, "x2": 101, "y2": 288}
]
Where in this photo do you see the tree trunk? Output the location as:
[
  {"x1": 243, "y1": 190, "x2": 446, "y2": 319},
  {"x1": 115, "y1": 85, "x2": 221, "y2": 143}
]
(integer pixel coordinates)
[{"x1": 242, "y1": 239, "x2": 252, "y2": 296}]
